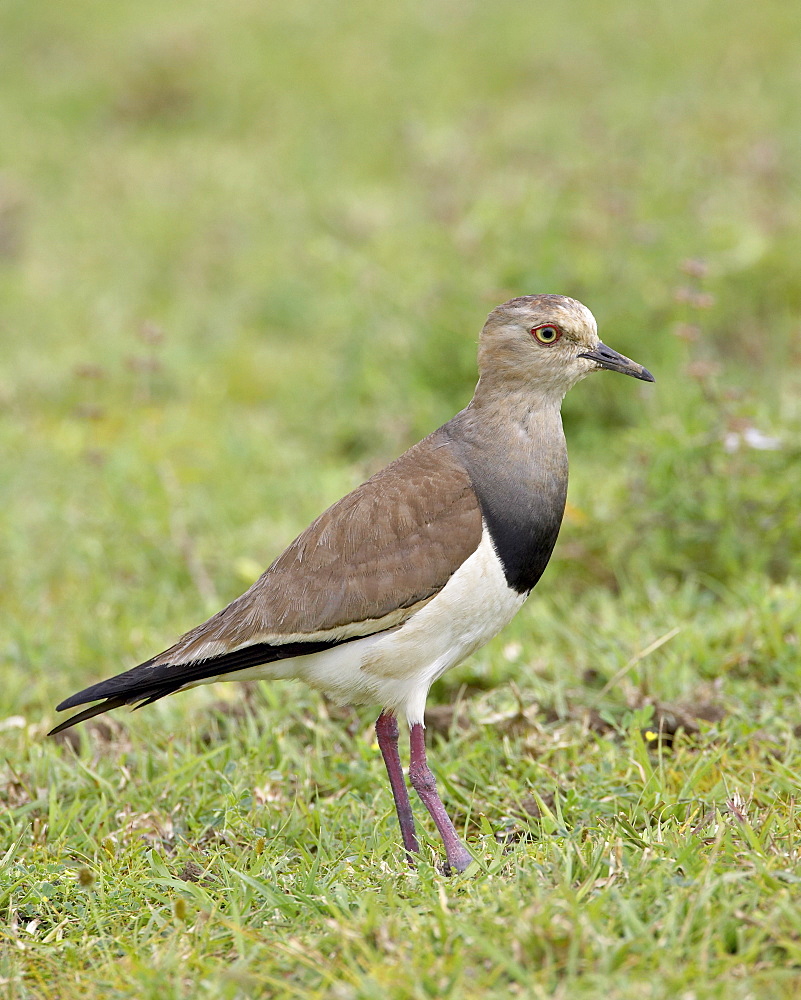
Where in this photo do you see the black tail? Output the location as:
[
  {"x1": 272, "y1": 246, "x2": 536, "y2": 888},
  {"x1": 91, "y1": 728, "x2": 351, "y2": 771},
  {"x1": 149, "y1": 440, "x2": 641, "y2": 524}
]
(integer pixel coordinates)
[{"x1": 49, "y1": 635, "x2": 363, "y2": 736}]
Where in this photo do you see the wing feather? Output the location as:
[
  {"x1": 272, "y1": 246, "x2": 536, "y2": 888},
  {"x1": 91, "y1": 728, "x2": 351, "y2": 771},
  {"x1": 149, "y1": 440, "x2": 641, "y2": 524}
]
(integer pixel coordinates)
[{"x1": 156, "y1": 427, "x2": 482, "y2": 664}]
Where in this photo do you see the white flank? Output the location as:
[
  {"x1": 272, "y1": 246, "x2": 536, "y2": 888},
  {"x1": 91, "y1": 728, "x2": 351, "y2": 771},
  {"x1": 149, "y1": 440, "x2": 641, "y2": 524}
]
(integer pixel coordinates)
[{"x1": 206, "y1": 525, "x2": 526, "y2": 726}]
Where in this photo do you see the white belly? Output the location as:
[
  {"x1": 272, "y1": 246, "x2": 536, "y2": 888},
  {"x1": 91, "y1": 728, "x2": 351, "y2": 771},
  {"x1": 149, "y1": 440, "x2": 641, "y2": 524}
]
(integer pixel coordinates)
[{"x1": 213, "y1": 527, "x2": 526, "y2": 725}]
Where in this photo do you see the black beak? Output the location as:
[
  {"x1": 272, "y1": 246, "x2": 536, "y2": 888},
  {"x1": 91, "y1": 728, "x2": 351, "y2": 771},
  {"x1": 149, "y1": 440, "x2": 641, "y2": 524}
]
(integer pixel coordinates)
[{"x1": 578, "y1": 342, "x2": 655, "y2": 382}]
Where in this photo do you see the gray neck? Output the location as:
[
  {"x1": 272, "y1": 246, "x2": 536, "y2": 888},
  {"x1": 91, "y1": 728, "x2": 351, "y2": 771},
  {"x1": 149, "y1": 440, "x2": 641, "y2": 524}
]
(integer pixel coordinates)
[{"x1": 444, "y1": 387, "x2": 568, "y2": 593}]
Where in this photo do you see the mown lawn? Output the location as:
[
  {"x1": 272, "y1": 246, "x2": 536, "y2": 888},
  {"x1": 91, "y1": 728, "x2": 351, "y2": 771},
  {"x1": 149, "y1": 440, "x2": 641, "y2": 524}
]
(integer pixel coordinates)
[{"x1": 2, "y1": 0, "x2": 801, "y2": 997}]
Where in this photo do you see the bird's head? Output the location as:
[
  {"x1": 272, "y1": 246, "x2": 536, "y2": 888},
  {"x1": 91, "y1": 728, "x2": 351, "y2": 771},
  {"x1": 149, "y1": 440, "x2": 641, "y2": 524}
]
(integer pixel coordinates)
[{"x1": 477, "y1": 294, "x2": 654, "y2": 401}]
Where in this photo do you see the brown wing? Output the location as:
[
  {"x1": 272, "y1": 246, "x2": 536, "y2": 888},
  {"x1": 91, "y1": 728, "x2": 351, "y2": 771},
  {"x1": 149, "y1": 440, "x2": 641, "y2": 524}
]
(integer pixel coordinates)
[{"x1": 157, "y1": 427, "x2": 483, "y2": 663}]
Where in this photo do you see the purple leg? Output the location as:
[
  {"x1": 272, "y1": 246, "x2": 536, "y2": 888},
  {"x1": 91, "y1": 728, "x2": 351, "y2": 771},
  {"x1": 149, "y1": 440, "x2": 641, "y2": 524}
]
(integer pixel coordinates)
[
  {"x1": 408, "y1": 723, "x2": 473, "y2": 873},
  {"x1": 375, "y1": 711, "x2": 420, "y2": 862}
]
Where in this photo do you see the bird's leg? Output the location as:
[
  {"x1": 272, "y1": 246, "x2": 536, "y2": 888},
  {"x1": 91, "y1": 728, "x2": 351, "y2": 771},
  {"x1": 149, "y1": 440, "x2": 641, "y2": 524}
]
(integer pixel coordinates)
[
  {"x1": 408, "y1": 723, "x2": 473, "y2": 873},
  {"x1": 375, "y1": 711, "x2": 420, "y2": 863}
]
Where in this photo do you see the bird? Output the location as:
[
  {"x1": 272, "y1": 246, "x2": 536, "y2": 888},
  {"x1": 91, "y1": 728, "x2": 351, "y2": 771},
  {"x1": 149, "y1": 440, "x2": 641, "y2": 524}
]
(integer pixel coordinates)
[{"x1": 50, "y1": 294, "x2": 654, "y2": 873}]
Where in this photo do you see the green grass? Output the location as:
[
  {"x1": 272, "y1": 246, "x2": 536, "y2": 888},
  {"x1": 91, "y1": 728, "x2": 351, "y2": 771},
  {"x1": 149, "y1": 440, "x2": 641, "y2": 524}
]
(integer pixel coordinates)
[{"x1": 3, "y1": 0, "x2": 801, "y2": 996}]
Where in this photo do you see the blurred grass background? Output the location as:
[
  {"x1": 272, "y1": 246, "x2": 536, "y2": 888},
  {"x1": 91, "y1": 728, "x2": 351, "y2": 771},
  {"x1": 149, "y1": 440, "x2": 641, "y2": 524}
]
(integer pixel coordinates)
[{"x1": 2, "y1": 0, "x2": 801, "y2": 997}]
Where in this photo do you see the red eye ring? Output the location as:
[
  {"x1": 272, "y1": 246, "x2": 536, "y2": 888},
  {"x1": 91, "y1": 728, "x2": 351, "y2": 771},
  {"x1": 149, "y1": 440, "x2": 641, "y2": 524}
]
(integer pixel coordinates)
[{"x1": 531, "y1": 324, "x2": 563, "y2": 345}]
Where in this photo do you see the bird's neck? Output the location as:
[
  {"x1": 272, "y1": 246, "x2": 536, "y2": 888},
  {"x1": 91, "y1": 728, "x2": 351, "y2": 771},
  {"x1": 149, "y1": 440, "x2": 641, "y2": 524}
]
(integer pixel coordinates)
[
  {"x1": 444, "y1": 383, "x2": 569, "y2": 595},
  {"x1": 472, "y1": 371, "x2": 568, "y2": 411},
  {"x1": 460, "y1": 378, "x2": 567, "y2": 460}
]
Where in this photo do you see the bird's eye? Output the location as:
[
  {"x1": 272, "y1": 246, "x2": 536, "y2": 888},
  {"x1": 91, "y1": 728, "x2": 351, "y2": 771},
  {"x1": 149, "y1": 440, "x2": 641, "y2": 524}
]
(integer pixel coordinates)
[{"x1": 531, "y1": 324, "x2": 562, "y2": 345}]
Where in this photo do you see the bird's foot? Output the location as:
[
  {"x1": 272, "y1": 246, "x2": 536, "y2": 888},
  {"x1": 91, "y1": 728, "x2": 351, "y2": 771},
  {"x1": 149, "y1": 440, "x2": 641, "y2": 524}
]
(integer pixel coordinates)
[
  {"x1": 408, "y1": 722, "x2": 473, "y2": 874},
  {"x1": 441, "y1": 843, "x2": 473, "y2": 875}
]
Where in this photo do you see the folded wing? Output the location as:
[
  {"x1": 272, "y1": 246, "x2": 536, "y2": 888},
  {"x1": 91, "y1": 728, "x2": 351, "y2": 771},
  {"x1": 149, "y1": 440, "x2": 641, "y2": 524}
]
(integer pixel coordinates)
[{"x1": 51, "y1": 427, "x2": 483, "y2": 733}]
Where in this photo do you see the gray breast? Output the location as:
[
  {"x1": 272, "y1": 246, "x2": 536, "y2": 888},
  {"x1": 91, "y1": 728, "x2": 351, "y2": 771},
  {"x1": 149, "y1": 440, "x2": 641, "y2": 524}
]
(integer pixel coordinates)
[{"x1": 445, "y1": 407, "x2": 568, "y2": 595}]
